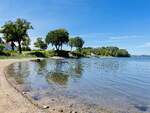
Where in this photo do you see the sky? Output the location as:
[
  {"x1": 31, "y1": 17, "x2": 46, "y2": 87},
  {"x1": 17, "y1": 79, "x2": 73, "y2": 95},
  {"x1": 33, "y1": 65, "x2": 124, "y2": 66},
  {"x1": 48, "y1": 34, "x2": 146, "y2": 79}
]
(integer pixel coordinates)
[{"x1": 0, "y1": 0, "x2": 150, "y2": 55}]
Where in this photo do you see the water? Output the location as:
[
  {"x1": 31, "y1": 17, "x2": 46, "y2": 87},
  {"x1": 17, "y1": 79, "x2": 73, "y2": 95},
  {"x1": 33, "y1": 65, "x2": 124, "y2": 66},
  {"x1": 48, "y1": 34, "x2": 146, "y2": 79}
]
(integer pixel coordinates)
[{"x1": 6, "y1": 56, "x2": 150, "y2": 113}]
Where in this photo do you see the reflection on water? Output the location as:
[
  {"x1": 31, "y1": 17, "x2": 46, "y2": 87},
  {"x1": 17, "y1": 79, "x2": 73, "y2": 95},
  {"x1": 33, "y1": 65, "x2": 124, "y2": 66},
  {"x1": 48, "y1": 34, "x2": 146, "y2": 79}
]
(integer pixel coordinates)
[
  {"x1": 6, "y1": 57, "x2": 150, "y2": 113},
  {"x1": 46, "y1": 72, "x2": 69, "y2": 85}
]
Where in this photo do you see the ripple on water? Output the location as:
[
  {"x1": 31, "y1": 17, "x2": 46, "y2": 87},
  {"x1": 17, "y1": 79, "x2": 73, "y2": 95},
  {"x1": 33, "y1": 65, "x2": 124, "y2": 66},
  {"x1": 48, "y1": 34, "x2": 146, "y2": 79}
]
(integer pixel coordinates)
[{"x1": 6, "y1": 57, "x2": 150, "y2": 113}]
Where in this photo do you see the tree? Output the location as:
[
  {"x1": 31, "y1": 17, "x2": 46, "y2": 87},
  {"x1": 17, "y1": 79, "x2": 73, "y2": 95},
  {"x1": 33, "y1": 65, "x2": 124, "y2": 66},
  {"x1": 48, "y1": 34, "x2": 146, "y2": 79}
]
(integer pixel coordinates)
[
  {"x1": 22, "y1": 37, "x2": 31, "y2": 51},
  {"x1": 68, "y1": 38, "x2": 75, "y2": 51},
  {"x1": 74, "y1": 37, "x2": 84, "y2": 51},
  {"x1": 45, "y1": 28, "x2": 69, "y2": 51},
  {"x1": 22, "y1": 37, "x2": 30, "y2": 47},
  {"x1": 0, "y1": 38, "x2": 3, "y2": 44},
  {"x1": 0, "y1": 18, "x2": 33, "y2": 53},
  {"x1": 0, "y1": 21, "x2": 16, "y2": 50},
  {"x1": 34, "y1": 38, "x2": 47, "y2": 50},
  {"x1": 116, "y1": 49, "x2": 130, "y2": 57},
  {"x1": 14, "y1": 18, "x2": 33, "y2": 53}
]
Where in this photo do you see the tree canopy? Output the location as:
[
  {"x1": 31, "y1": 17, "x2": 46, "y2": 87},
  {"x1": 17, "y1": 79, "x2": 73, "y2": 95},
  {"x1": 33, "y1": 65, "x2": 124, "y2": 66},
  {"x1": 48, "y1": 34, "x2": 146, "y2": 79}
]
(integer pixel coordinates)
[
  {"x1": 22, "y1": 37, "x2": 31, "y2": 51},
  {"x1": 81, "y1": 46, "x2": 130, "y2": 57},
  {"x1": 45, "y1": 28, "x2": 69, "y2": 51},
  {"x1": 68, "y1": 38, "x2": 75, "y2": 51},
  {"x1": 0, "y1": 18, "x2": 33, "y2": 53},
  {"x1": 68, "y1": 37, "x2": 84, "y2": 51},
  {"x1": 34, "y1": 38, "x2": 47, "y2": 50},
  {"x1": 74, "y1": 37, "x2": 84, "y2": 49},
  {"x1": 0, "y1": 21, "x2": 16, "y2": 50}
]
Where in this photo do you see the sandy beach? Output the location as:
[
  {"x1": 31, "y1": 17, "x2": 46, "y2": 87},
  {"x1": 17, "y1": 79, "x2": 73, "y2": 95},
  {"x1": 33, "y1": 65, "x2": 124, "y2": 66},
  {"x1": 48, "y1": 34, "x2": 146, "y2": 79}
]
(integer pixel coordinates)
[{"x1": 0, "y1": 59, "x2": 46, "y2": 113}]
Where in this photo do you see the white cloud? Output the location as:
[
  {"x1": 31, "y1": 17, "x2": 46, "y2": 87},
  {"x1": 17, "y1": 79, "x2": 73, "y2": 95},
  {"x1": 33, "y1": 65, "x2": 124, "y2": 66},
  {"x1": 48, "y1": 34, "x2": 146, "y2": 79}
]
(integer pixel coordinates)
[
  {"x1": 108, "y1": 35, "x2": 137, "y2": 40},
  {"x1": 138, "y1": 42, "x2": 150, "y2": 48}
]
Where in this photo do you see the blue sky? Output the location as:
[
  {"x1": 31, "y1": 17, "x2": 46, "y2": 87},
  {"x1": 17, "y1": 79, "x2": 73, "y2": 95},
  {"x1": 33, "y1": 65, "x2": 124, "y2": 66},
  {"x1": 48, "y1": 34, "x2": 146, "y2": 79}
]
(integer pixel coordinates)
[{"x1": 0, "y1": 0, "x2": 150, "y2": 55}]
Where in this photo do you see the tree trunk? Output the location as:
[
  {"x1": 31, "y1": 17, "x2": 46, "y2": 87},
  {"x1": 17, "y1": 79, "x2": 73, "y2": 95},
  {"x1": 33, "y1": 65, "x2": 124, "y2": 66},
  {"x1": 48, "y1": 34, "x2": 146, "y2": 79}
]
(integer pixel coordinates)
[
  {"x1": 18, "y1": 41, "x2": 22, "y2": 54},
  {"x1": 61, "y1": 45, "x2": 62, "y2": 50},
  {"x1": 11, "y1": 41, "x2": 15, "y2": 51},
  {"x1": 55, "y1": 45, "x2": 59, "y2": 51},
  {"x1": 71, "y1": 46, "x2": 72, "y2": 51}
]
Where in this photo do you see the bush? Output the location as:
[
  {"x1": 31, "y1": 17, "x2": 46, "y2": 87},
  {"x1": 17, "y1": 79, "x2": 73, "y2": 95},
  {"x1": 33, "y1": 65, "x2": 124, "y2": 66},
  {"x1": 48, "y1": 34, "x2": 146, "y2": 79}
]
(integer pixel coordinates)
[
  {"x1": 54, "y1": 50, "x2": 69, "y2": 57},
  {"x1": 22, "y1": 46, "x2": 31, "y2": 51},
  {"x1": 116, "y1": 49, "x2": 130, "y2": 57},
  {"x1": 28, "y1": 51, "x2": 47, "y2": 57},
  {"x1": 0, "y1": 44, "x2": 5, "y2": 51},
  {"x1": 70, "y1": 51, "x2": 84, "y2": 58},
  {"x1": 0, "y1": 51, "x2": 11, "y2": 56},
  {"x1": 28, "y1": 50, "x2": 56, "y2": 58}
]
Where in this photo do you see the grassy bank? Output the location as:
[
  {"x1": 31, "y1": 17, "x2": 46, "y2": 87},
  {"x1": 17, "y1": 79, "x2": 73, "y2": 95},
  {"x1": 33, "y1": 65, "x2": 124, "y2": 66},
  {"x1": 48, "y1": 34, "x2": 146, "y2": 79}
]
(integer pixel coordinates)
[{"x1": 0, "y1": 47, "x2": 130, "y2": 59}]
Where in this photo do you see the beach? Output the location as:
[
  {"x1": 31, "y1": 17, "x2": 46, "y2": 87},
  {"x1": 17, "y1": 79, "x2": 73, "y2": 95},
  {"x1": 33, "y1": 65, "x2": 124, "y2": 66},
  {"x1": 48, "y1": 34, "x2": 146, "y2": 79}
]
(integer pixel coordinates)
[{"x1": 0, "y1": 59, "x2": 45, "y2": 113}]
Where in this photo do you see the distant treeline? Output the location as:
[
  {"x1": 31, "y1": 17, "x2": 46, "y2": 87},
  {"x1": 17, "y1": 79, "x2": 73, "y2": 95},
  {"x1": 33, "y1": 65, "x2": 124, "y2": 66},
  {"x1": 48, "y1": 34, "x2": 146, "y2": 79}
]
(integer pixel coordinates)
[{"x1": 81, "y1": 47, "x2": 130, "y2": 57}]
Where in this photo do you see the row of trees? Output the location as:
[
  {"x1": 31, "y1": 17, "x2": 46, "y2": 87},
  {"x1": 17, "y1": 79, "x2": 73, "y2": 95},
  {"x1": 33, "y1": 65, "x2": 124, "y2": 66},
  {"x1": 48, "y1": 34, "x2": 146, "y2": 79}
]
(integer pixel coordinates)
[
  {"x1": 0, "y1": 18, "x2": 130, "y2": 57},
  {"x1": 34, "y1": 29, "x2": 84, "y2": 51},
  {"x1": 0, "y1": 18, "x2": 85, "y2": 53},
  {"x1": 82, "y1": 47, "x2": 130, "y2": 57}
]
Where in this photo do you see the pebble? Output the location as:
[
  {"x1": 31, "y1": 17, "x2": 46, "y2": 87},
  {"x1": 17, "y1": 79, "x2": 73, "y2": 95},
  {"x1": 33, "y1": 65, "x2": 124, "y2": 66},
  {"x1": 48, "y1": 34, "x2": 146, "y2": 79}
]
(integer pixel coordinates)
[
  {"x1": 43, "y1": 105, "x2": 49, "y2": 109},
  {"x1": 22, "y1": 92, "x2": 27, "y2": 95},
  {"x1": 59, "y1": 109, "x2": 63, "y2": 112},
  {"x1": 51, "y1": 99, "x2": 55, "y2": 101}
]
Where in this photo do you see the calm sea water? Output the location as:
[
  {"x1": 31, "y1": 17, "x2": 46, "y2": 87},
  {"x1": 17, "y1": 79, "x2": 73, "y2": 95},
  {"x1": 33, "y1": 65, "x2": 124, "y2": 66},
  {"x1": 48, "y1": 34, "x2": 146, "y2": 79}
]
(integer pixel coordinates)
[{"x1": 6, "y1": 56, "x2": 150, "y2": 113}]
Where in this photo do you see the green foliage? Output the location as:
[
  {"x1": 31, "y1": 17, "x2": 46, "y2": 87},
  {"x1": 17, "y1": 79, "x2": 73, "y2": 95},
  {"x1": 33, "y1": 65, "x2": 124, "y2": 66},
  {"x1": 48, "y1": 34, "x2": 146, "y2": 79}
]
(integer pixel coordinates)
[
  {"x1": 80, "y1": 47, "x2": 93, "y2": 55},
  {"x1": 28, "y1": 50, "x2": 55, "y2": 58},
  {"x1": 54, "y1": 50, "x2": 69, "y2": 57},
  {"x1": 22, "y1": 37, "x2": 31, "y2": 51},
  {"x1": 22, "y1": 37, "x2": 30, "y2": 47},
  {"x1": 29, "y1": 51, "x2": 46, "y2": 57},
  {"x1": 0, "y1": 21, "x2": 16, "y2": 50},
  {"x1": 70, "y1": 51, "x2": 85, "y2": 58},
  {"x1": 116, "y1": 49, "x2": 130, "y2": 57},
  {"x1": 81, "y1": 46, "x2": 130, "y2": 57},
  {"x1": 74, "y1": 37, "x2": 84, "y2": 49},
  {"x1": 34, "y1": 38, "x2": 47, "y2": 50},
  {"x1": 68, "y1": 38, "x2": 75, "y2": 50},
  {"x1": 68, "y1": 37, "x2": 84, "y2": 51},
  {"x1": 1, "y1": 18, "x2": 33, "y2": 53},
  {"x1": 22, "y1": 46, "x2": 31, "y2": 51},
  {"x1": 0, "y1": 44, "x2": 5, "y2": 51},
  {"x1": 0, "y1": 51, "x2": 10, "y2": 56},
  {"x1": 45, "y1": 28, "x2": 69, "y2": 50}
]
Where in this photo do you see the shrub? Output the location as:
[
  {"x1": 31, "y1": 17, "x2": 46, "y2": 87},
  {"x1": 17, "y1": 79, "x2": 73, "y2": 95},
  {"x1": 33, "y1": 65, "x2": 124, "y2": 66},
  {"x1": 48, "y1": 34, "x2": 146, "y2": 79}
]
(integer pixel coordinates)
[
  {"x1": 28, "y1": 51, "x2": 47, "y2": 57},
  {"x1": 54, "y1": 50, "x2": 69, "y2": 57},
  {"x1": 0, "y1": 44, "x2": 5, "y2": 51},
  {"x1": 70, "y1": 51, "x2": 84, "y2": 58},
  {"x1": 28, "y1": 50, "x2": 56, "y2": 58},
  {"x1": 0, "y1": 51, "x2": 11, "y2": 56},
  {"x1": 22, "y1": 46, "x2": 31, "y2": 51}
]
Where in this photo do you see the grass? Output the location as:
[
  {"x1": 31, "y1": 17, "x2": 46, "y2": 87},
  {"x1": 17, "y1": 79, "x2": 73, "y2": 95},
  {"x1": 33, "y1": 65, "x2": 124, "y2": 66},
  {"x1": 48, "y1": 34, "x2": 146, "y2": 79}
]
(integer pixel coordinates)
[
  {"x1": 0, "y1": 50, "x2": 36, "y2": 59},
  {"x1": 0, "y1": 49, "x2": 87, "y2": 60}
]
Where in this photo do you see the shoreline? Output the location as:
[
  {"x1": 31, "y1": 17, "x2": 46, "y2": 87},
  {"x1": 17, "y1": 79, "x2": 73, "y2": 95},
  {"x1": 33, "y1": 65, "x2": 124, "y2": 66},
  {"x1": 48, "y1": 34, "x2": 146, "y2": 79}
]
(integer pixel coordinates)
[
  {"x1": 0, "y1": 58, "x2": 113, "y2": 113},
  {"x1": 0, "y1": 58, "x2": 46, "y2": 113}
]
